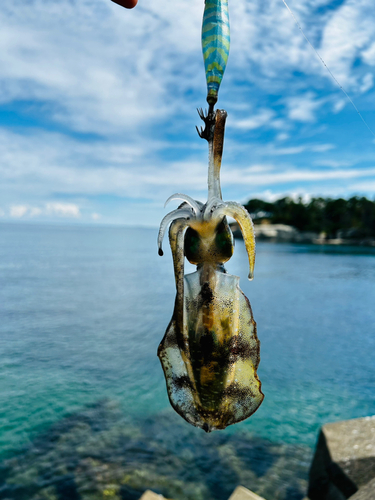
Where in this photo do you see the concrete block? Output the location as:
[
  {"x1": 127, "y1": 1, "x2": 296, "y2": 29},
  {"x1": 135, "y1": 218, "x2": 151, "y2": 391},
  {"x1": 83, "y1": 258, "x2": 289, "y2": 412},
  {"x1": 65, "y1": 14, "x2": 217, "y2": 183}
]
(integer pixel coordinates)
[
  {"x1": 308, "y1": 415, "x2": 375, "y2": 500},
  {"x1": 323, "y1": 415, "x2": 375, "y2": 488},
  {"x1": 228, "y1": 485, "x2": 266, "y2": 500}
]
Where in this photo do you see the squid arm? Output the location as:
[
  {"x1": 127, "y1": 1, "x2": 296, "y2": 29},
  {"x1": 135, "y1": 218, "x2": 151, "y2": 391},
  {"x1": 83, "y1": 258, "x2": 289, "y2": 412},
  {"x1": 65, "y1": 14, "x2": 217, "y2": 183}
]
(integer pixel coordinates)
[
  {"x1": 213, "y1": 202, "x2": 256, "y2": 280},
  {"x1": 164, "y1": 193, "x2": 203, "y2": 215},
  {"x1": 158, "y1": 207, "x2": 192, "y2": 256},
  {"x1": 167, "y1": 219, "x2": 189, "y2": 349}
]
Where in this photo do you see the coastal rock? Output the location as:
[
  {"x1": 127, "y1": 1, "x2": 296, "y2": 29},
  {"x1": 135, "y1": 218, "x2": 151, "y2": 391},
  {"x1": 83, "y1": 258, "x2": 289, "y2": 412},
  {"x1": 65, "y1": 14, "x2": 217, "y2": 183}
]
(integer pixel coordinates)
[
  {"x1": 139, "y1": 490, "x2": 168, "y2": 500},
  {"x1": 228, "y1": 485, "x2": 266, "y2": 500},
  {"x1": 307, "y1": 416, "x2": 375, "y2": 500},
  {"x1": 254, "y1": 224, "x2": 299, "y2": 242},
  {"x1": 138, "y1": 486, "x2": 269, "y2": 500},
  {"x1": 231, "y1": 222, "x2": 318, "y2": 243},
  {"x1": 348, "y1": 477, "x2": 375, "y2": 500},
  {"x1": 231, "y1": 222, "x2": 375, "y2": 246}
]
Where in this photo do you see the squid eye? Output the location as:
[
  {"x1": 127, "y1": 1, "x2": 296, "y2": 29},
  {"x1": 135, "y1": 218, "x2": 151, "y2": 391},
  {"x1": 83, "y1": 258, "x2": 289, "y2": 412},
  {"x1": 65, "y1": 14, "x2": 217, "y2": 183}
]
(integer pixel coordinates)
[
  {"x1": 184, "y1": 227, "x2": 201, "y2": 264},
  {"x1": 214, "y1": 219, "x2": 234, "y2": 262}
]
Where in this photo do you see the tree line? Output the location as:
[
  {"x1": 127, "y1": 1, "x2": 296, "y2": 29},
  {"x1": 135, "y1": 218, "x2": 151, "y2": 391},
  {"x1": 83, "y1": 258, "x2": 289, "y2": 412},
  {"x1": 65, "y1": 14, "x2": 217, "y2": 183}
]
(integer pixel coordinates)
[{"x1": 244, "y1": 196, "x2": 375, "y2": 239}]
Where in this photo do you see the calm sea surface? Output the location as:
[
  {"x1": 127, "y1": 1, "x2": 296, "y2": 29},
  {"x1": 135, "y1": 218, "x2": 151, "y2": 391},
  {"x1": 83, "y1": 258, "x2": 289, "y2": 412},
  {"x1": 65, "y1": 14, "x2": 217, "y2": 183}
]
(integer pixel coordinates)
[{"x1": 0, "y1": 223, "x2": 374, "y2": 499}]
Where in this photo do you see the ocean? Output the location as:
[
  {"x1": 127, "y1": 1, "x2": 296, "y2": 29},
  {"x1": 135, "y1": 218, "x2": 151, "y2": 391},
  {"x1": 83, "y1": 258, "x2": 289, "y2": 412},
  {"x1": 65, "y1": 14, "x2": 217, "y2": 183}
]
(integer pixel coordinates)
[{"x1": 0, "y1": 223, "x2": 374, "y2": 500}]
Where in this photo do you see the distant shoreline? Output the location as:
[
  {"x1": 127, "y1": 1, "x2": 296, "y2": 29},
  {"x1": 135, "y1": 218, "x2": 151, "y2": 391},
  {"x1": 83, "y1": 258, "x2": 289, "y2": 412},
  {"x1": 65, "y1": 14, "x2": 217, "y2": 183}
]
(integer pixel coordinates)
[{"x1": 231, "y1": 222, "x2": 375, "y2": 247}]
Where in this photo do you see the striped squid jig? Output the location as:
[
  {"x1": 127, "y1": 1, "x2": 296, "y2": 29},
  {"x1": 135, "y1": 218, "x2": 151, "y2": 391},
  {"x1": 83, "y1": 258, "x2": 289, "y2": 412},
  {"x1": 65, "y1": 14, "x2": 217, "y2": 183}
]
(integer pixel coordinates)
[{"x1": 157, "y1": 0, "x2": 264, "y2": 432}]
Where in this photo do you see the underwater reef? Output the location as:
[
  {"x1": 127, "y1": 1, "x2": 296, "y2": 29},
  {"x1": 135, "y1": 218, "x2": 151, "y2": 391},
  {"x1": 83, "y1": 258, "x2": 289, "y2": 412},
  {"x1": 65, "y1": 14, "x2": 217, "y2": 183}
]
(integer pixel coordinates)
[{"x1": 0, "y1": 400, "x2": 311, "y2": 500}]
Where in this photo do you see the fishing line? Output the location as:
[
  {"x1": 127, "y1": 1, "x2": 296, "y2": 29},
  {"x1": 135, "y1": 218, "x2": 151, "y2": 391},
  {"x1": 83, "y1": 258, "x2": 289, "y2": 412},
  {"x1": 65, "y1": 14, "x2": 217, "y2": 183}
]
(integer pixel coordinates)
[{"x1": 281, "y1": 0, "x2": 375, "y2": 140}]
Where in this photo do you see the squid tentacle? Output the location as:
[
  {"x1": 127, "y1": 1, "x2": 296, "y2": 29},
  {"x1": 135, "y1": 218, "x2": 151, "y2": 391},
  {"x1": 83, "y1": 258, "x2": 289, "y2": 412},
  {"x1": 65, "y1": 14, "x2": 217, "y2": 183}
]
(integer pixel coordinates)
[
  {"x1": 158, "y1": 208, "x2": 194, "y2": 256},
  {"x1": 164, "y1": 193, "x2": 203, "y2": 216},
  {"x1": 212, "y1": 201, "x2": 256, "y2": 280},
  {"x1": 203, "y1": 196, "x2": 225, "y2": 220},
  {"x1": 168, "y1": 219, "x2": 189, "y2": 298}
]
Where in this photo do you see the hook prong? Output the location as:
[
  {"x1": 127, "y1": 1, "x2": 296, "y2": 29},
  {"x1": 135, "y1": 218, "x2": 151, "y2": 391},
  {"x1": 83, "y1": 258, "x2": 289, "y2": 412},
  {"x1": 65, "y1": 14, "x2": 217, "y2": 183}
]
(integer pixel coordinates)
[{"x1": 196, "y1": 107, "x2": 216, "y2": 142}]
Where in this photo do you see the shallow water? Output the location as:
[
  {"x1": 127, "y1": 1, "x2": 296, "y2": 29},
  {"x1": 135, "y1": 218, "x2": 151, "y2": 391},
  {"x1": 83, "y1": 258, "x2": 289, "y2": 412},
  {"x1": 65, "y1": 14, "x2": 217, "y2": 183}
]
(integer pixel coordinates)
[{"x1": 0, "y1": 223, "x2": 374, "y2": 499}]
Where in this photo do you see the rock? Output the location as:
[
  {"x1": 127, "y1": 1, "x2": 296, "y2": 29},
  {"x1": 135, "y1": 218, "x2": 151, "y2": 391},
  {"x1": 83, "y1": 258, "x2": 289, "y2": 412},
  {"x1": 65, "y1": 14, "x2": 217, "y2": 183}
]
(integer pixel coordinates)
[
  {"x1": 323, "y1": 416, "x2": 375, "y2": 488},
  {"x1": 139, "y1": 491, "x2": 168, "y2": 500},
  {"x1": 349, "y1": 477, "x2": 375, "y2": 500},
  {"x1": 307, "y1": 416, "x2": 375, "y2": 500},
  {"x1": 228, "y1": 485, "x2": 266, "y2": 500}
]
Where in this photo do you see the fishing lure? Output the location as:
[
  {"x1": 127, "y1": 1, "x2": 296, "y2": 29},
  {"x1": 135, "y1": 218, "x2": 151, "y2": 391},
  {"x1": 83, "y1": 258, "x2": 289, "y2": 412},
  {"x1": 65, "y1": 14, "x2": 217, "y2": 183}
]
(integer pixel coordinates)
[
  {"x1": 202, "y1": 0, "x2": 230, "y2": 109},
  {"x1": 157, "y1": 110, "x2": 263, "y2": 432}
]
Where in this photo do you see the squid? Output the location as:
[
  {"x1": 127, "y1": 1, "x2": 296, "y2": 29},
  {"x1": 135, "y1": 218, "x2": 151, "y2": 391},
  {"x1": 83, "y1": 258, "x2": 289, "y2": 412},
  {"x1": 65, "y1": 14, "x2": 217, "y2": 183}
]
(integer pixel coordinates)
[{"x1": 157, "y1": 109, "x2": 264, "y2": 432}]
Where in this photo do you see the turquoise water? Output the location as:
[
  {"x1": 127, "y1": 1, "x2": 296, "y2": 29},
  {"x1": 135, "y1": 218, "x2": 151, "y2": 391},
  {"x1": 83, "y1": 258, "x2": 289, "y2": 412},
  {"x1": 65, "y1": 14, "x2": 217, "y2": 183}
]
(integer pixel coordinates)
[{"x1": 0, "y1": 223, "x2": 374, "y2": 499}]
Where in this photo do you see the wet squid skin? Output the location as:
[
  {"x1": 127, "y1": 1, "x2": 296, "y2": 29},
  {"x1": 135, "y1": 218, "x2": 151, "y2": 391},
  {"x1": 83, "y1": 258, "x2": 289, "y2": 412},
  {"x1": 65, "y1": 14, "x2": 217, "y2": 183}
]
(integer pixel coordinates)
[{"x1": 157, "y1": 110, "x2": 264, "y2": 432}]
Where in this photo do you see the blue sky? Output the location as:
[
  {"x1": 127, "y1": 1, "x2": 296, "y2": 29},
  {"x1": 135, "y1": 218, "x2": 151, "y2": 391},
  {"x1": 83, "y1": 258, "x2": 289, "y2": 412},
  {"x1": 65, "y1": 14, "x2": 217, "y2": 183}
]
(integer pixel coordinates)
[{"x1": 0, "y1": 0, "x2": 374, "y2": 226}]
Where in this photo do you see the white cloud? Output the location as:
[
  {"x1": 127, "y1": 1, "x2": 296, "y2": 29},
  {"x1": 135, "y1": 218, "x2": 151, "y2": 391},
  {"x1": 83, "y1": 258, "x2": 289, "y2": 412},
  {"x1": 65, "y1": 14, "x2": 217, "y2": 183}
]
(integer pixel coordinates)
[
  {"x1": 229, "y1": 0, "x2": 319, "y2": 79},
  {"x1": 45, "y1": 203, "x2": 80, "y2": 218},
  {"x1": 276, "y1": 133, "x2": 290, "y2": 142},
  {"x1": 29, "y1": 207, "x2": 43, "y2": 217},
  {"x1": 8, "y1": 202, "x2": 80, "y2": 219},
  {"x1": 310, "y1": 144, "x2": 335, "y2": 153},
  {"x1": 229, "y1": 0, "x2": 375, "y2": 94},
  {"x1": 287, "y1": 93, "x2": 323, "y2": 122},
  {"x1": 222, "y1": 165, "x2": 375, "y2": 188},
  {"x1": 349, "y1": 181, "x2": 375, "y2": 193},
  {"x1": 0, "y1": 123, "x2": 368, "y2": 216},
  {"x1": 271, "y1": 146, "x2": 306, "y2": 155},
  {"x1": 0, "y1": 127, "x2": 167, "y2": 199},
  {"x1": 362, "y1": 42, "x2": 375, "y2": 66},
  {"x1": 333, "y1": 99, "x2": 346, "y2": 113},
  {"x1": 10, "y1": 205, "x2": 28, "y2": 218},
  {"x1": 230, "y1": 109, "x2": 275, "y2": 130},
  {"x1": 250, "y1": 142, "x2": 334, "y2": 157},
  {"x1": 314, "y1": 159, "x2": 353, "y2": 168},
  {"x1": 226, "y1": 0, "x2": 374, "y2": 107},
  {"x1": 319, "y1": 0, "x2": 375, "y2": 90},
  {"x1": 0, "y1": 0, "x2": 203, "y2": 135},
  {"x1": 0, "y1": 0, "x2": 371, "y2": 139},
  {"x1": 240, "y1": 189, "x2": 286, "y2": 204},
  {"x1": 359, "y1": 73, "x2": 374, "y2": 93}
]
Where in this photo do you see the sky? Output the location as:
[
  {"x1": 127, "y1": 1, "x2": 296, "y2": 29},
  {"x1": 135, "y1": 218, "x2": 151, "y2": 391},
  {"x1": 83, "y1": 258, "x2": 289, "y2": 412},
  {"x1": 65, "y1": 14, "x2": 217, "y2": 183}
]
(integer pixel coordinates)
[{"x1": 0, "y1": 0, "x2": 374, "y2": 226}]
